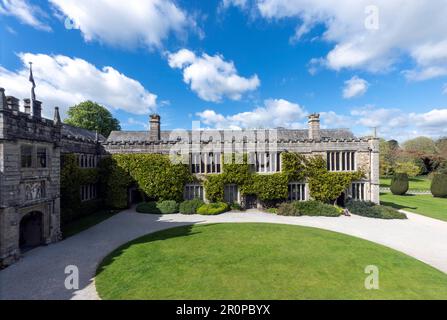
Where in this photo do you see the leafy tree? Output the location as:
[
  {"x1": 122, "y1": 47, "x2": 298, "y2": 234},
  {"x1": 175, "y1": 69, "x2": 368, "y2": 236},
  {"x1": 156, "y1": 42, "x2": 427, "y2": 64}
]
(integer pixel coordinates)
[
  {"x1": 65, "y1": 101, "x2": 121, "y2": 137},
  {"x1": 403, "y1": 137, "x2": 437, "y2": 155},
  {"x1": 395, "y1": 161, "x2": 421, "y2": 177}
]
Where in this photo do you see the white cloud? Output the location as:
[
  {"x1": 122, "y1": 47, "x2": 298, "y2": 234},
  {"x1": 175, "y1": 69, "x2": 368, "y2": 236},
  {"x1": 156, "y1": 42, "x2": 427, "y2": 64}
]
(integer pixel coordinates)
[
  {"x1": 49, "y1": 0, "x2": 194, "y2": 49},
  {"x1": 168, "y1": 49, "x2": 260, "y2": 102},
  {"x1": 243, "y1": 0, "x2": 447, "y2": 80},
  {"x1": 196, "y1": 98, "x2": 307, "y2": 129},
  {"x1": 343, "y1": 76, "x2": 368, "y2": 99},
  {"x1": 350, "y1": 106, "x2": 447, "y2": 140},
  {"x1": 0, "y1": 53, "x2": 157, "y2": 118},
  {"x1": 221, "y1": 0, "x2": 248, "y2": 9},
  {"x1": 0, "y1": 0, "x2": 50, "y2": 31}
]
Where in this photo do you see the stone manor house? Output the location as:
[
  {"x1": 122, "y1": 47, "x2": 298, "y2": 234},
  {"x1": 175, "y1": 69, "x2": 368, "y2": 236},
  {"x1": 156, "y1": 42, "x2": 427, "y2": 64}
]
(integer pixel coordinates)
[{"x1": 0, "y1": 87, "x2": 379, "y2": 267}]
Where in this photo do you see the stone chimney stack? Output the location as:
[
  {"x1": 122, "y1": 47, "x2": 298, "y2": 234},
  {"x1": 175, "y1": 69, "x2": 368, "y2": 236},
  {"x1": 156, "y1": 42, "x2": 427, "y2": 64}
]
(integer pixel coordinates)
[
  {"x1": 6, "y1": 96, "x2": 20, "y2": 112},
  {"x1": 0, "y1": 88, "x2": 6, "y2": 110},
  {"x1": 24, "y1": 99, "x2": 31, "y2": 114},
  {"x1": 308, "y1": 113, "x2": 321, "y2": 140},
  {"x1": 149, "y1": 114, "x2": 161, "y2": 141},
  {"x1": 53, "y1": 106, "x2": 61, "y2": 125},
  {"x1": 32, "y1": 100, "x2": 42, "y2": 119}
]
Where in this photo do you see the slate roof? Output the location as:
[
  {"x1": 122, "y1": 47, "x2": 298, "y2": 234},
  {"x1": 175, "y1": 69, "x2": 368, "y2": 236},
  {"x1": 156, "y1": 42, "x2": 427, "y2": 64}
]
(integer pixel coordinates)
[
  {"x1": 106, "y1": 128, "x2": 356, "y2": 144},
  {"x1": 62, "y1": 124, "x2": 106, "y2": 142}
]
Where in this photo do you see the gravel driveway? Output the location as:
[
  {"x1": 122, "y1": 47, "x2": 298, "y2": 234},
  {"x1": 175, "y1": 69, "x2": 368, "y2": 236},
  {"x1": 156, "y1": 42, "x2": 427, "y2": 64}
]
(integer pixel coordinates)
[{"x1": 1, "y1": 209, "x2": 446, "y2": 300}]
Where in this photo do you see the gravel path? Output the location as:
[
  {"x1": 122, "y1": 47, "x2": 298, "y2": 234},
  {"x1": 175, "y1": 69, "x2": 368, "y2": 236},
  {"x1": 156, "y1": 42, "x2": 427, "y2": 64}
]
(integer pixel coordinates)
[{"x1": 1, "y1": 208, "x2": 447, "y2": 300}]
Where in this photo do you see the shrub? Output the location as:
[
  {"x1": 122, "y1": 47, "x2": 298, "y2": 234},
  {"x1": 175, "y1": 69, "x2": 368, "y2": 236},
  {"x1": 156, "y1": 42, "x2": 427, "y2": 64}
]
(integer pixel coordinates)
[
  {"x1": 390, "y1": 173, "x2": 409, "y2": 195},
  {"x1": 156, "y1": 200, "x2": 179, "y2": 214},
  {"x1": 179, "y1": 199, "x2": 204, "y2": 215},
  {"x1": 136, "y1": 201, "x2": 179, "y2": 214},
  {"x1": 230, "y1": 202, "x2": 244, "y2": 211},
  {"x1": 136, "y1": 202, "x2": 159, "y2": 214},
  {"x1": 277, "y1": 202, "x2": 299, "y2": 216},
  {"x1": 346, "y1": 200, "x2": 407, "y2": 220},
  {"x1": 294, "y1": 201, "x2": 341, "y2": 217},
  {"x1": 431, "y1": 174, "x2": 447, "y2": 198},
  {"x1": 197, "y1": 202, "x2": 230, "y2": 215},
  {"x1": 265, "y1": 208, "x2": 278, "y2": 214},
  {"x1": 277, "y1": 201, "x2": 340, "y2": 217}
]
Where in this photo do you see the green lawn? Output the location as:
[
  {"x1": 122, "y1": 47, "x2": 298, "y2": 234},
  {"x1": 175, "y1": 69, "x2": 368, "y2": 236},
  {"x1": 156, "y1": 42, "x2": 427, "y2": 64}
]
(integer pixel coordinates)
[
  {"x1": 380, "y1": 176, "x2": 431, "y2": 190},
  {"x1": 61, "y1": 210, "x2": 119, "y2": 239},
  {"x1": 96, "y1": 223, "x2": 447, "y2": 300},
  {"x1": 380, "y1": 193, "x2": 447, "y2": 222}
]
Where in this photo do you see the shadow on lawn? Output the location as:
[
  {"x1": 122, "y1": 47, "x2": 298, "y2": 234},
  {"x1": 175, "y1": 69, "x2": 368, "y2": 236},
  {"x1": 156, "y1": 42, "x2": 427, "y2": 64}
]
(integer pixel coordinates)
[
  {"x1": 380, "y1": 193, "x2": 418, "y2": 211},
  {"x1": 96, "y1": 223, "x2": 219, "y2": 277}
]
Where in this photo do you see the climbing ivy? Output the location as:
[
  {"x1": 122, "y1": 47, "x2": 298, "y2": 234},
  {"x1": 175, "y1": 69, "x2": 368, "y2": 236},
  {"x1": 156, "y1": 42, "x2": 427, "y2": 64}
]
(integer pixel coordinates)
[
  {"x1": 60, "y1": 154, "x2": 100, "y2": 224},
  {"x1": 100, "y1": 154, "x2": 193, "y2": 208}
]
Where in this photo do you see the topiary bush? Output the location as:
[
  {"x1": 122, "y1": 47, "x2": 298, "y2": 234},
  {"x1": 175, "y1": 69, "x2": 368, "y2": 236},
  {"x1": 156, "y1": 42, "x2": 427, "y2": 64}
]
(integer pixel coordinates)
[
  {"x1": 136, "y1": 201, "x2": 179, "y2": 214},
  {"x1": 390, "y1": 173, "x2": 409, "y2": 195},
  {"x1": 346, "y1": 200, "x2": 407, "y2": 220},
  {"x1": 197, "y1": 202, "x2": 230, "y2": 215},
  {"x1": 179, "y1": 199, "x2": 204, "y2": 215},
  {"x1": 431, "y1": 174, "x2": 447, "y2": 198},
  {"x1": 156, "y1": 200, "x2": 179, "y2": 214}
]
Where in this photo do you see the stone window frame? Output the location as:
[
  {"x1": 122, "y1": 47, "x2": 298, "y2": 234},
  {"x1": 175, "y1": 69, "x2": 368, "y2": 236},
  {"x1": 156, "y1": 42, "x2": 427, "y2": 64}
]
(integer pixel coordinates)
[
  {"x1": 184, "y1": 183, "x2": 204, "y2": 201},
  {"x1": 326, "y1": 151, "x2": 356, "y2": 172},
  {"x1": 224, "y1": 184, "x2": 239, "y2": 204},
  {"x1": 80, "y1": 183, "x2": 98, "y2": 202},
  {"x1": 20, "y1": 144, "x2": 50, "y2": 169},
  {"x1": 350, "y1": 181, "x2": 366, "y2": 201},
  {"x1": 288, "y1": 182, "x2": 306, "y2": 201},
  {"x1": 190, "y1": 152, "x2": 222, "y2": 174}
]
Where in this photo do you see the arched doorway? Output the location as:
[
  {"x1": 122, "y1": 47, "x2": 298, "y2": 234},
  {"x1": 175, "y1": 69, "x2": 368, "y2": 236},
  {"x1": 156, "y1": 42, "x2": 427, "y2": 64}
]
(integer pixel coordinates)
[{"x1": 19, "y1": 211, "x2": 43, "y2": 252}]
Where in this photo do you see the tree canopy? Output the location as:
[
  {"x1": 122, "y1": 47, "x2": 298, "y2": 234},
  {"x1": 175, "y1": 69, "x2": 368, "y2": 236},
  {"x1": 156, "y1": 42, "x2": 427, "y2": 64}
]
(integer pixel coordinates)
[{"x1": 65, "y1": 101, "x2": 121, "y2": 137}]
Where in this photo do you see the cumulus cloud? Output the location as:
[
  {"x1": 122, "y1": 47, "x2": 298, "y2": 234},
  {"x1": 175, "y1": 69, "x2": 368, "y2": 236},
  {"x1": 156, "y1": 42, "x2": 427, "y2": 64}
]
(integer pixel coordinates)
[
  {"x1": 196, "y1": 99, "x2": 307, "y2": 129},
  {"x1": 236, "y1": 0, "x2": 447, "y2": 80},
  {"x1": 350, "y1": 106, "x2": 447, "y2": 140},
  {"x1": 0, "y1": 53, "x2": 157, "y2": 118},
  {"x1": 168, "y1": 49, "x2": 260, "y2": 102},
  {"x1": 49, "y1": 0, "x2": 194, "y2": 49},
  {"x1": 0, "y1": 0, "x2": 51, "y2": 31},
  {"x1": 343, "y1": 76, "x2": 369, "y2": 99}
]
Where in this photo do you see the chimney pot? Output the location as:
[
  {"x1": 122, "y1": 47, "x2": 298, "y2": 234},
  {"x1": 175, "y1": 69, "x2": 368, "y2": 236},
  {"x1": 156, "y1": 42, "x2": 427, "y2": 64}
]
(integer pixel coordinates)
[
  {"x1": 308, "y1": 113, "x2": 321, "y2": 140},
  {"x1": 32, "y1": 100, "x2": 42, "y2": 118},
  {"x1": 24, "y1": 99, "x2": 31, "y2": 114},
  {"x1": 149, "y1": 114, "x2": 161, "y2": 141},
  {"x1": 6, "y1": 96, "x2": 20, "y2": 112},
  {"x1": 54, "y1": 106, "x2": 61, "y2": 125}
]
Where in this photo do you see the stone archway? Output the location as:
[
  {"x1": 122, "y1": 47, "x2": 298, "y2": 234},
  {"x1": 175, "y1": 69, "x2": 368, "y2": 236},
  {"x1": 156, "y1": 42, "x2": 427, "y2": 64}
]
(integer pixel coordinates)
[{"x1": 19, "y1": 211, "x2": 43, "y2": 252}]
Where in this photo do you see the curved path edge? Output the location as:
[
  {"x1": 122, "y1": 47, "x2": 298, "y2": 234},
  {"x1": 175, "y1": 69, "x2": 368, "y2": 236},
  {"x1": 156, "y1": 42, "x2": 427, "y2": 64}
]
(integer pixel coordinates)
[{"x1": 1, "y1": 208, "x2": 447, "y2": 300}]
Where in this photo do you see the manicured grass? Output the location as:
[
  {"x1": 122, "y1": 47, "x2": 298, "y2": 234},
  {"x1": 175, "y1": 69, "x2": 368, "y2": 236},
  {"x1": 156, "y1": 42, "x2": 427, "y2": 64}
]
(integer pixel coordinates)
[
  {"x1": 380, "y1": 176, "x2": 431, "y2": 190},
  {"x1": 61, "y1": 210, "x2": 119, "y2": 239},
  {"x1": 380, "y1": 193, "x2": 447, "y2": 222},
  {"x1": 96, "y1": 223, "x2": 447, "y2": 300}
]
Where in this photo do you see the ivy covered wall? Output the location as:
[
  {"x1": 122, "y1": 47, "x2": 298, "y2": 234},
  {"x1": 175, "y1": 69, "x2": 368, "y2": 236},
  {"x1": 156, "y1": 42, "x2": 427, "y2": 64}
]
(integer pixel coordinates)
[{"x1": 60, "y1": 154, "x2": 101, "y2": 224}]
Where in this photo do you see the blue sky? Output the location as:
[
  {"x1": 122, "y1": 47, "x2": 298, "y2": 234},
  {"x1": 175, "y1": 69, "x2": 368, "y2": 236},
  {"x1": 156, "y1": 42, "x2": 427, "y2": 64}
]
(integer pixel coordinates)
[{"x1": 0, "y1": 0, "x2": 446, "y2": 141}]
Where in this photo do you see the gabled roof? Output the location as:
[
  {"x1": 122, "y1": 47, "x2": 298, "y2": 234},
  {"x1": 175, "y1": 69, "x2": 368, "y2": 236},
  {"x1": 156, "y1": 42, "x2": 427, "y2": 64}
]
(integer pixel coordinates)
[{"x1": 62, "y1": 124, "x2": 106, "y2": 143}]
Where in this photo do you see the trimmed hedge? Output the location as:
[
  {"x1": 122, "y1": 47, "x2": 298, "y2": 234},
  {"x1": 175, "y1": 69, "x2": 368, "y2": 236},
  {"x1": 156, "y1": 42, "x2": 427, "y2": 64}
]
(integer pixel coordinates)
[
  {"x1": 431, "y1": 174, "x2": 447, "y2": 198},
  {"x1": 179, "y1": 199, "x2": 204, "y2": 215},
  {"x1": 277, "y1": 201, "x2": 342, "y2": 217},
  {"x1": 197, "y1": 202, "x2": 230, "y2": 215},
  {"x1": 136, "y1": 201, "x2": 179, "y2": 214},
  {"x1": 346, "y1": 200, "x2": 407, "y2": 220},
  {"x1": 390, "y1": 173, "x2": 409, "y2": 195}
]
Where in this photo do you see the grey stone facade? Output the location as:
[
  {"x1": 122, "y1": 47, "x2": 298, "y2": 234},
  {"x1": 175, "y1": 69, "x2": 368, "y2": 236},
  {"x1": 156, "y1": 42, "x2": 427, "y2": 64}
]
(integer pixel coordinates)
[
  {"x1": 0, "y1": 88, "x2": 103, "y2": 267},
  {"x1": 0, "y1": 86, "x2": 379, "y2": 267}
]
